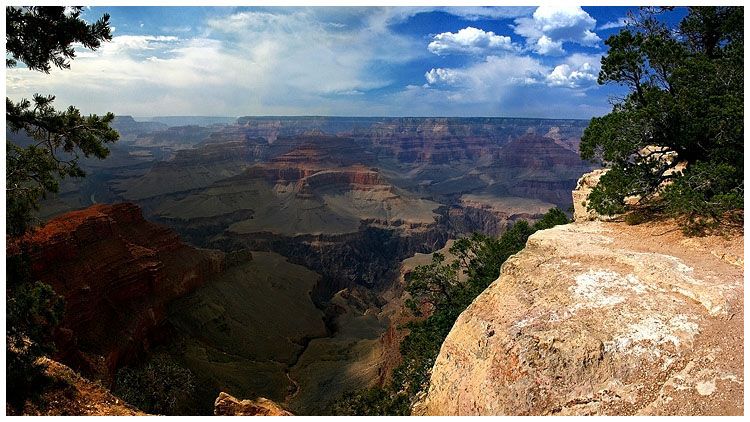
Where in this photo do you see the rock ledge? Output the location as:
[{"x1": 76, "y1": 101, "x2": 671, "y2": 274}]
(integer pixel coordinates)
[{"x1": 420, "y1": 220, "x2": 743, "y2": 415}]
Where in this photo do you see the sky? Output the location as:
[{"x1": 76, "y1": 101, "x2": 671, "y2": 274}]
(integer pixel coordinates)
[{"x1": 5, "y1": 5, "x2": 669, "y2": 119}]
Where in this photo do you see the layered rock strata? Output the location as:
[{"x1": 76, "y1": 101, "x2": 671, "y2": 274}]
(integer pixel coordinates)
[
  {"x1": 450, "y1": 195, "x2": 554, "y2": 237},
  {"x1": 22, "y1": 203, "x2": 231, "y2": 380},
  {"x1": 481, "y1": 134, "x2": 596, "y2": 209}
]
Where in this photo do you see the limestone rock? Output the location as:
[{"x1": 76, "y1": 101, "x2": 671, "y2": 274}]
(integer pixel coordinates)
[
  {"x1": 214, "y1": 392, "x2": 292, "y2": 416},
  {"x1": 572, "y1": 169, "x2": 610, "y2": 222},
  {"x1": 420, "y1": 221, "x2": 743, "y2": 415}
]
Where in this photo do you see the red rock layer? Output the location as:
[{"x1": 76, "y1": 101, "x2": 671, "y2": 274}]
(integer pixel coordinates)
[
  {"x1": 23, "y1": 203, "x2": 225, "y2": 381},
  {"x1": 297, "y1": 165, "x2": 389, "y2": 194},
  {"x1": 227, "y1": 136, "x2": 378, "y2": 185}
]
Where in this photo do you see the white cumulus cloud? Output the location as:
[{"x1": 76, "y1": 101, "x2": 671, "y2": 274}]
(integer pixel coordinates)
[
  {"x1": 423, "y1": 54, "x2": 548, "y2": 93},
  {"x1": 514, "y1": 6, "x2": 601, "y2": 55},
  {"x1": 425, "y1": 68, "x2": 458, "y2": 85},
  {"x1": 422, "y1": 51, "x2": 600, "y2": 95},
  {"x1": 545, "y1": 54, "x2": 601, "y2": 88},
  {"x1": 428, "y1": 26, "x2": 518, "y2": 56},
  {"x1": 535, "y1": 35, "x2": 564, "y2": 56}
]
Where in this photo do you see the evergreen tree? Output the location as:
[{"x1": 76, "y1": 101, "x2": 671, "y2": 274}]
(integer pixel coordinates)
[
  {"x1": 6, "y1": 6, "x2": 117, "y2": 409},
  {"x1": 579, "y1": 7, "x2": 743, "y2": 230}
]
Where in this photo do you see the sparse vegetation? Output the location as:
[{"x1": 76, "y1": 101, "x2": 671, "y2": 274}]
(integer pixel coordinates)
[
  {"x1": 331, "y1": 208, "x2": 570, "y2": 415},
  {"x1": 624, "y1": 211, "x2": 647, "y2": 226},
  {"x1": 579, "y1": 7, "x2": 743, "y2": 234},
  {"x1": 113, "y1": 356, "x2": 196, "y2": 415}
]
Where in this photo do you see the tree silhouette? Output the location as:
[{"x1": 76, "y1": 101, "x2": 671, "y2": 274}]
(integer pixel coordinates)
[{"x1": 6, "y1": 6, "x2": 118, "y2": 410}]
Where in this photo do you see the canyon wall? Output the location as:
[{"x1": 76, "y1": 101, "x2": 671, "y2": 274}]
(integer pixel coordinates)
[{"x1": 21, "y1": 203, "x2": 230, "y2": 381}]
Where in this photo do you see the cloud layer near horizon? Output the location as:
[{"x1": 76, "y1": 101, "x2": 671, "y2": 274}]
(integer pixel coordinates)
[{"x1": 6, "y1": 6, "x2": 623, "y2": 118}]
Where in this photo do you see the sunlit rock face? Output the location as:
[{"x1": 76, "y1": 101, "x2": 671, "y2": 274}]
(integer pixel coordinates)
[{"x1": 420, "y1": 220, "x2": 743, "y2": 416}]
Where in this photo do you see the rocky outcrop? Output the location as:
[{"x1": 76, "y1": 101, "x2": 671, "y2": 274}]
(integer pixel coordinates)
[
  {"x1": 22, "y1": 203, "x2": 229, "y2": 381},
  {"x1": 8, "y1": 357, "x2": 148, "y2": 416},
  {"x1": 572, "y1": 169, "x2": 610, "y2": 222},
  {"x1": 214, "y1": 392, "x2": 292, "y2": 416},
  {"x1": 420, "y1": 220, "x2": 743, "y2": 415}
]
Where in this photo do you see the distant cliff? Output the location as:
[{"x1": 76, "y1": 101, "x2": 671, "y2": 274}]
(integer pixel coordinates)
[
  {"x1": 419, "y1": 202, "x2": 743, "y2": 415},
  {"x1": 110, "y1": 115, "x2": 167, "y2": 140}
]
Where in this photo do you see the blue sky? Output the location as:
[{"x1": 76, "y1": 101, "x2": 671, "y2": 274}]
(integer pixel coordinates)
[{"x1": 6, "y1": 6, "x2": 665, "y2": 119}]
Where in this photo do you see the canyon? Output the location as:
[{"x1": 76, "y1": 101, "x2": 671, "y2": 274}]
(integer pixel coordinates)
[
  {"x1": 42, "y1": 117, "x2": 593, "y2": 297},
  {"x1": 29, "y1": 116, "x2": 600, "y2": 414}
]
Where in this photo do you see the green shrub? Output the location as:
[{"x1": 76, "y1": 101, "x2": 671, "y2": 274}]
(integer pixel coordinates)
[
  {"x1": 331, "y1": 386, "x2": 409, "y2": 416},
  {"x1": 113, "y1": 356, "x2": 195, "y2": 415},
  {"x1": 6, "y1": 251, "x2": 66, "y2": 411},
  {"x1": 624, "y1": 212, "x2": 646, "y2": 225}
]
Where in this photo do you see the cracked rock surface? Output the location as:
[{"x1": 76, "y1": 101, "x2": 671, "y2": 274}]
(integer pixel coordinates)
[{"x1": 419, "y1": 220, "x2": 743, "y2": 416}]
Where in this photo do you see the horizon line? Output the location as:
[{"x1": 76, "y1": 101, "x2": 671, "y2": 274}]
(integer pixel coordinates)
[{"x1": 125, "y1": 115, "x2": 592, "y2": 121}]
